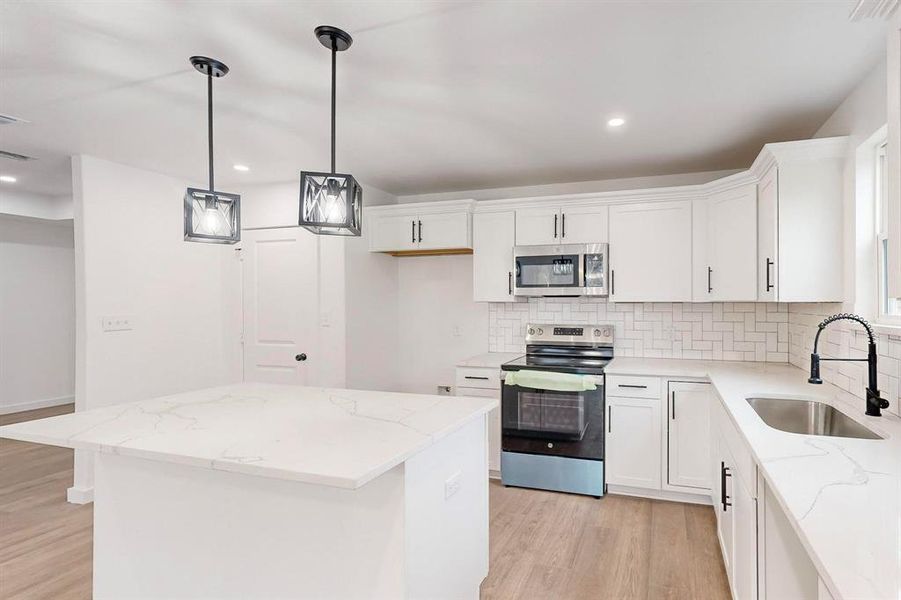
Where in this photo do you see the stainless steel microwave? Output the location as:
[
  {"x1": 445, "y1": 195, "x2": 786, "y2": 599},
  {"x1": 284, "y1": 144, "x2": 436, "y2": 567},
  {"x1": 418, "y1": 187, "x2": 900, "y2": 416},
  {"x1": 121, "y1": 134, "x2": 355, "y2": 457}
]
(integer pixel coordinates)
[{"x1": 513, "y1": 243, "x2": 609, "y2": 297}]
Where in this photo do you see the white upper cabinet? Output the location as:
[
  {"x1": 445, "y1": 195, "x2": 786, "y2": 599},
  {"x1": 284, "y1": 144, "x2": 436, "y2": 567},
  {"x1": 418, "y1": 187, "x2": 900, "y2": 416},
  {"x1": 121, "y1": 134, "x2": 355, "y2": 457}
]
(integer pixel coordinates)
[
  {"x1": 366, "y1": 200, "x2": 474, "y2": 254},
  {"x1": 473, "y1": 211, "x2": 517, "y2": 302},
  {"x1": 609, "y1": 200, "x2": 693, "y2": 302},
  {"x1": 515, "y1": 205, "x2": 608, "y2": 245},
  {"x1": 755, "y1": 138, "x2": 846, "y2": 302},
  {"x1": 693, "y1": 183, "x2": 758, "y2": 301}
]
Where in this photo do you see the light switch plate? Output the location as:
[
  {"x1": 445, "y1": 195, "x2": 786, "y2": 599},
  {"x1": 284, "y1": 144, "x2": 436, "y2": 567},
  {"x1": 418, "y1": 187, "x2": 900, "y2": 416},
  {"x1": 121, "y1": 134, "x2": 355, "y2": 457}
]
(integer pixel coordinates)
[
  {"x1": 102, "y1": 315, "x2": 134, "y2": 332},
  {"x1": 445, "y1": 471, "x2": 462, "y2": 499}
]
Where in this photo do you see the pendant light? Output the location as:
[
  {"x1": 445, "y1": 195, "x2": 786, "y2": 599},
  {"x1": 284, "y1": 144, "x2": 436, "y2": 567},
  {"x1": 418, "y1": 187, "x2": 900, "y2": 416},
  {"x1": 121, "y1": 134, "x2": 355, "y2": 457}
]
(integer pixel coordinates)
[
  {"x1": 184, "y1": 56, "x2": 240, "y2": 244},
  {"x1": 298, "y1": 26, "x2": 362, "y2": 237}
]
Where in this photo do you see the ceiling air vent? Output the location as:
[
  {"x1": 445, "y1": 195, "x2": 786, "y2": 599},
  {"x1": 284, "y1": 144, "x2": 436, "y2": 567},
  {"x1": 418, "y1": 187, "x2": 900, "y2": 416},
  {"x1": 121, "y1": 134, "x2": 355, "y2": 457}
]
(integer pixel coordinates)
[
  {"x1": 0, "y1": 114, "x2": 29, "y2": 125},
  {"x1": 0, "y1": 150, "x2": 36, "y2": 161}
]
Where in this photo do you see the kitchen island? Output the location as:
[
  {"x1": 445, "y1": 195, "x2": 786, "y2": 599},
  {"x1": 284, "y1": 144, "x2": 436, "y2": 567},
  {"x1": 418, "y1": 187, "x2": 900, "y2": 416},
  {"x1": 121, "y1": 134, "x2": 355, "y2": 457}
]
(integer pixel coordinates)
[{"x1": 0, "y1": 382, "x2": 496, "y2": 600}]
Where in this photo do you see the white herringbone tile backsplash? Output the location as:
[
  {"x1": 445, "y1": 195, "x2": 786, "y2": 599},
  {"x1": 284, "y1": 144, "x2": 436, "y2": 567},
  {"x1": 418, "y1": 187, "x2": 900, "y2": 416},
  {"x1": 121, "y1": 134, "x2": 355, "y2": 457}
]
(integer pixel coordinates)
[
  {"x1": 788, "y1": 303, "x2": 901, "y2": 418},
  {"x1": 488, "y1": 298, "x2": 789, "y2": 362}
]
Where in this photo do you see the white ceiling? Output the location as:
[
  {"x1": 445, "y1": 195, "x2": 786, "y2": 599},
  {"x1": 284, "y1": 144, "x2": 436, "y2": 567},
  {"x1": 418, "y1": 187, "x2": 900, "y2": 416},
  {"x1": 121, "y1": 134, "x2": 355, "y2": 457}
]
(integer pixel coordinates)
[{"x1": 0, "y1": 1, "x2": 888, "y2": 198}]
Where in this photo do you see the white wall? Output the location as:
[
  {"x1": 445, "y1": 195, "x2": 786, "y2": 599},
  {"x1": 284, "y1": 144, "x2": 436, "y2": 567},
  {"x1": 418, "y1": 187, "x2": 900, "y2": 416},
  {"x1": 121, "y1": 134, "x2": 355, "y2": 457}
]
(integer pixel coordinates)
[
  {"x1": 0, "y1": 189, "x2": 73, "y2": 220},
  {"x1": 71, "y1": 155, "x2": 242, "y2": 500},
  {"x1": 396, "y1": 255, "x2": 488, "y2": 394},
  {"x1": 396, "y1": 169, "x2": 742, "y2": 204},
  {"x1": 0, "y1": 215, "x2": 75, "y2": 413}
]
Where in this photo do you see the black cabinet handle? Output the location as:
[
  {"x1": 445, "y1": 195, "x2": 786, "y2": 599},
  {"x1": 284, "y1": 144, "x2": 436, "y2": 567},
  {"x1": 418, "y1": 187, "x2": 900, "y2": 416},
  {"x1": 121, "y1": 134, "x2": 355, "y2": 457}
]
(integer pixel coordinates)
[
  {"x1": 562, "y1": 213, "x2": 566, "y2": 238},
  {"x1": 766, "y1": 258, "x2": 774, "y2": 292},
  {"x1": 418, "y1": 220, "x2": 422, "y2": 243},
  {"x1": 720, "y1": 461, "x2": 732, "y2": 511},
  {"x1": 671, "y1": 391, "x2": 676, "y2": 419},
  {"x1": 707, "y1": 266, "x2": 713, "y2": 294},
  {"x1": 608, "y1": 406, "x2": 612, "y2": 433},
  {"x1": 611, "y1": 269, "x2": 615, "y2": 296},
  {"x1": 411, "y1": 221, "x2": 415, "y2": 243},
  {"x1": 618, "y1": 384, "x2": 647, "y2": 389},
  {"x1": 508, "y1": 271, "x2": 513, "y2": 295},
  {"x1": 295, "y1": 353, "x2": 307, "y2": 362},
  {"x1": 464, "y1": 375, "x2": 490, "y2": 381},
  {"x1": 554, "y1": 214, "x2": 558, "y2": 238}
]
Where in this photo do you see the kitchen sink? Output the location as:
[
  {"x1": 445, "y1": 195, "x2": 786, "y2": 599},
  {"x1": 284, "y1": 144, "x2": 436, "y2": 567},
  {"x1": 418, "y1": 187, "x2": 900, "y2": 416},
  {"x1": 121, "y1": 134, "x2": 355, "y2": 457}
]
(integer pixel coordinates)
[{"x1": 746, "y1": 397, "x2": 882, "y2": 440}]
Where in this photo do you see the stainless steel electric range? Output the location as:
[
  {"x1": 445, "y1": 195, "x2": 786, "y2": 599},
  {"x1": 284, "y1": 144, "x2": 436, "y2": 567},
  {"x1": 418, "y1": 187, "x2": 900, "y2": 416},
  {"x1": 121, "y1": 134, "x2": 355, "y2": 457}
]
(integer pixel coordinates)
[{"x1": 500, "y1": 324, "x2": 613, "y2": 498}]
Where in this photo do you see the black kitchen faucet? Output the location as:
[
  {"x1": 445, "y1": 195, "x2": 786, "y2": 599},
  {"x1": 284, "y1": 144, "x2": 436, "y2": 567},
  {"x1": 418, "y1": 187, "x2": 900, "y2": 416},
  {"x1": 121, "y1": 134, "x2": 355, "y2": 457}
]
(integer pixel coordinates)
[{"x1": 808, "y1": 313, "x2": 890, "y2": 417}]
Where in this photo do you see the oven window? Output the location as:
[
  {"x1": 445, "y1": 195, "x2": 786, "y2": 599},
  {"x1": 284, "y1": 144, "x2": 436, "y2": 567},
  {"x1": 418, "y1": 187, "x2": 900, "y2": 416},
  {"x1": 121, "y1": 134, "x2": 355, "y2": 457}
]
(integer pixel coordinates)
[
  {"x1": 504, "y1": 387, "x2": 588, "y2": 439},
  {"x1": 515, "y1": 254, "x2": 580, "y2": 288}
]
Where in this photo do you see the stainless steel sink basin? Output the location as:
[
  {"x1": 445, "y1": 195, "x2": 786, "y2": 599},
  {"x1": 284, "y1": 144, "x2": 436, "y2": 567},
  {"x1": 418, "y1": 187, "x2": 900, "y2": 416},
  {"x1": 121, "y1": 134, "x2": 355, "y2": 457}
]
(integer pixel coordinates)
[{"x1": 746, "y1": 397, "x2": 882, "y2": 440}]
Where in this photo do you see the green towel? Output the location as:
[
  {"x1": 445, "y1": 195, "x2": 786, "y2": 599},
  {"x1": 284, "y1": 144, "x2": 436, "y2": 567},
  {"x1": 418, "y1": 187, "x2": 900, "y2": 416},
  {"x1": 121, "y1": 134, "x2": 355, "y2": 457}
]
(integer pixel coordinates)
[{"x1": 504, "y1": 370, "x2": 598, "y2": 392}]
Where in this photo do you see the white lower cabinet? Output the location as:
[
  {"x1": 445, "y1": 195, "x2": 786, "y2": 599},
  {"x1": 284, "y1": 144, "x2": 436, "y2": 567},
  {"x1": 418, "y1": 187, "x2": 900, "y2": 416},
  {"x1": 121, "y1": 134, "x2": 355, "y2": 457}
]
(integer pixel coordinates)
[
  {"x1": 605, "y1": 395, "x2": 661, "y2": 489},
  {"x1": 455, "y1": 370, "x2": 501, "y2": 475},
  {"x1": 666, "y1": 381, "x2": 712, "y2": 490},
  {"x1": 759, "y1": 477, "x2": 819, "y2": 600}
]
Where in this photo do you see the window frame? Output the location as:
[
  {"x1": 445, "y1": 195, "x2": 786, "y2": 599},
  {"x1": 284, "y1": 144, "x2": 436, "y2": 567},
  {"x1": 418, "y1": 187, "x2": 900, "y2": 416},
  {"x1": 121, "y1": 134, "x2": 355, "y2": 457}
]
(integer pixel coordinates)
[{"x1": 876, "y1": 140, "x2": 901, "y2": 325}]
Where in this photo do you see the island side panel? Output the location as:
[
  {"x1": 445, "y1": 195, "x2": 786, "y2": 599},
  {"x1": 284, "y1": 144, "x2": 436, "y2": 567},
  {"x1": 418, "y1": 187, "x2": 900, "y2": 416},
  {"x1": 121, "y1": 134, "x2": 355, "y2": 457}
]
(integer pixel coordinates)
[
  {"x1": 403, "y1": 415, "x2": 489, "y2": 600},
  {"x1": 93, "y1": 453, "x2": 406, "y2": 600}
]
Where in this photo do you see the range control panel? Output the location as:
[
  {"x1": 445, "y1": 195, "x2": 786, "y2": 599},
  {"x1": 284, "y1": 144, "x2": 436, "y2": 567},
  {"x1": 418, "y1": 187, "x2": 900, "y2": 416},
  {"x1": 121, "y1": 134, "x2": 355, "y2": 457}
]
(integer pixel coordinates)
[{"x1": 525, "y1": 323, "x2": 614, "y2": 346}]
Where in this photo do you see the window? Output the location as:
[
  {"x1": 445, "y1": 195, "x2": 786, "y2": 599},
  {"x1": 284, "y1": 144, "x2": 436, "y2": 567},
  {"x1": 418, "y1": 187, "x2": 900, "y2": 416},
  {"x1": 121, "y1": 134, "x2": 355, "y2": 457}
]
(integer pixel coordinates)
[{"x1": 876, "y1": 141, "x2": 901, "y2": 323}]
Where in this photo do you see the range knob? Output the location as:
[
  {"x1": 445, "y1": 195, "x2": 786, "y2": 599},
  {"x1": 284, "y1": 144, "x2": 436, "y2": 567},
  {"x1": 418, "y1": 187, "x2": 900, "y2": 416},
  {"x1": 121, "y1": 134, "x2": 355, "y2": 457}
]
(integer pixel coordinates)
[
  {"x1": 528, "y1": 327, "x2": 535, "y2": 335},
  {"x1": 536, "y1": 328, "x2": 544, "y2": 335},
  {"x1": 594, "y1": 328, "x2": 602, "y2": 336},
  {"x1": 603, "y1": 327, "x2": 612, "y2": 337}
]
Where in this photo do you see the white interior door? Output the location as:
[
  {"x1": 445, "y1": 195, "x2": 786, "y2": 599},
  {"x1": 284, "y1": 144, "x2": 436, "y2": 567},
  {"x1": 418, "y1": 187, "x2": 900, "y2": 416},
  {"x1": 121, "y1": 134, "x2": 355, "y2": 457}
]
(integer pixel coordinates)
[{"x1": 241, "y1": 228, "x2": 319, "y2": 385}]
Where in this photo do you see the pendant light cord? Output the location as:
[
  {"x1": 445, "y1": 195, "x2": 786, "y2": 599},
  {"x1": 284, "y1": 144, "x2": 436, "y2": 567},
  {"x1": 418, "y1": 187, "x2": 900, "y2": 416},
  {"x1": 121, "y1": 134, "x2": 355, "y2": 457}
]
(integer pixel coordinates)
[
  {"x1": 207, "y1": 71, "x2": 215, "y2": 192},
  {"x1": 330, "y1": 37, "x2": 337, "y2": 174}
]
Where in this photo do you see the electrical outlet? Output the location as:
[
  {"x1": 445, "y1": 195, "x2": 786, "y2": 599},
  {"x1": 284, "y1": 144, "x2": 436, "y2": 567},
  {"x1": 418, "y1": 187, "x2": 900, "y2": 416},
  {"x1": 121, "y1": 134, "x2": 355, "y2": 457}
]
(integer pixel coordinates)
[
  {"x1": 445, "y1": 471, "x2": 462, "y2": 499},
  {"x1": 102, "y1": 316, "x2": 134, "y2": 332}
]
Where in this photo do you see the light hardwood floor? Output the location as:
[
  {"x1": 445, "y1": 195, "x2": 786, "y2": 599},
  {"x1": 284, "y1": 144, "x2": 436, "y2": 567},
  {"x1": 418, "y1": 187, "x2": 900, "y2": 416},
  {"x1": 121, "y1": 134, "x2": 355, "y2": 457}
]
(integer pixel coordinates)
[{"x1": 1, "y1": 405, "x2": 730, "y2": 600}]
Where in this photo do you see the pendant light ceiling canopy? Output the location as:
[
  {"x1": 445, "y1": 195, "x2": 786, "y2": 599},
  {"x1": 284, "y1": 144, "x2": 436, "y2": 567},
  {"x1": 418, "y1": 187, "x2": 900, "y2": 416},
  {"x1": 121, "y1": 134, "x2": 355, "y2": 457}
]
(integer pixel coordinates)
[
  {"x1": 298, "y1": 25, "x2": 362, "y2": 237},
  {"x1": 184, "y1": 56, "x2": 240, "y2": 244}
]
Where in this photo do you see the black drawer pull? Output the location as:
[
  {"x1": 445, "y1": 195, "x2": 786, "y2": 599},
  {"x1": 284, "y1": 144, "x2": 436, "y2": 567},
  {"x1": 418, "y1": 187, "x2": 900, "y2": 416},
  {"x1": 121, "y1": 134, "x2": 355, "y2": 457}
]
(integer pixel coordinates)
[
  {"x1": 617, "y1": 384, "x2": 648, "y2": 389},
  {"x1": 464, "y1": 376, "x2": 490, "y2": 381}
]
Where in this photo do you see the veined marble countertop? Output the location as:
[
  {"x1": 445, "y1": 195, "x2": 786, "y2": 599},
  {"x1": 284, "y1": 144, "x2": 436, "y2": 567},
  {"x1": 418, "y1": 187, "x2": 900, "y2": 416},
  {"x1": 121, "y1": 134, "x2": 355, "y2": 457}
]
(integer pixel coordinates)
[
  {"x1": 608, "y1": 357, "x2": 901, "y2": 600},
  {"x1": 0, "y1": 383, "x2": 497, "y2": 490},
  {"x1": 456, "y1": 352, "x2": 523, "y2": 369}
]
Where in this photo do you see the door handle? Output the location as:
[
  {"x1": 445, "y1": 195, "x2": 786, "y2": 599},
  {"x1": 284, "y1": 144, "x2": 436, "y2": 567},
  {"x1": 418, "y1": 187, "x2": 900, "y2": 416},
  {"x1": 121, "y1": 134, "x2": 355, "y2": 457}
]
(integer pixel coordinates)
[
  {"x1": 720, "y1": 461, "x2": 732, "y2": 511},
  {"x1": 610, "y1": 269, "x2": 615, "y2": 296},
  {"x1": 561, "y1": 213, "x2": 566, "y2": 238},
  {"x1": 707, "y1": 266, "x2": 713, "y2": 294},
  {"x1": 554, "y1": 214, "x2": 558, "y2": 238},
  {"x1": 607, "y1": 406, "x2": 612, "y2": 433},
  {"x1": 418, "y1": 220, "x2": 422, "y2": 243},
  {"x1": 671, "y1": 391, "x2": 676, "y2": 419},
  {"x1": 295, "y1": 353, "x2": 307, "y2": 362},
  {"x1": 464, "y1": 376, "x2": 490, "y2": 381},
  {"x1": 411, "y1": 221, "x2": 416, "y2": 244},
  {"x1": 766, "y1": 258, "x2": 774, "y2": 292},
  {"x1": 617, "y1": 384, "x2": 647, "y2": 389},
  {"x1": 508, "y1": 271, "x2": 513, "y2": 295}
]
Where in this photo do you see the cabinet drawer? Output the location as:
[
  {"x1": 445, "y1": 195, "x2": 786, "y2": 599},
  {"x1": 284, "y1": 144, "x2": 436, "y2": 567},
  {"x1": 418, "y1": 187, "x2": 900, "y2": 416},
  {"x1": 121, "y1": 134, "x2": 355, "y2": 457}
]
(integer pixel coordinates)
[
  {"x1": 455, "y1": 367, "x2": 501, "y2": 390},
  {"x1": 606, "y1": 375, "x2": 661, "y2": 399}
]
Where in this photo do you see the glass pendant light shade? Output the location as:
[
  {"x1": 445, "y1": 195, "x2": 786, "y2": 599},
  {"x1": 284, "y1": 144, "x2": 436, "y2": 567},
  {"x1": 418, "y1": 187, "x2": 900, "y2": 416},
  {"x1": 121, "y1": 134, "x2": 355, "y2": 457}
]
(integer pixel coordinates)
[
  {"x1": 298, "y1": 26, "x2": 363, "y2": 237},
  {"x1": 184, "y1": 188, "x2": 241, "y2": 243},
  {"x1": 299, "y1": 171, "x2": 361, "y2": 236},
  {"x1": 184, "y1": 56, "x2": 241, "y2": 244}
]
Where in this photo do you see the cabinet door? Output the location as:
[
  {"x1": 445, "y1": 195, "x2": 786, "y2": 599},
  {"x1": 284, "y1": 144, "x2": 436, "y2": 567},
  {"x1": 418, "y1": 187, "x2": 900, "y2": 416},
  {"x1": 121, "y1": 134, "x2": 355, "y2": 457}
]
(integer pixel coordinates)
[
  {"x1": 560, "y1": 205, "x2": 609, "y2": 244},
  {"x1": 417, "y1": 211, "x2": 471, "y2": 250},
  {"x1": 455, "y1": 386, "x2": 501, "y2": 473},
  {"x1": 732, "y1": 472, "x2": 757, "y2": 600},
  {"x1": 715, "y1": 437, "x2": 735, "y2": 579},
  {"x1": 606, "y1": 396, "x2": 661, "y2": 489},
  {"x1": 757, "y1": 165, "x2": 778, "y2": 301},
  {"x1": 667, "y1": 382, "x2": 711, "y2": 490},
  {"x1": 473, "y1": 211, "x2": 516, "y2": 302},
  {"x1": 709, "y1": 184, "x2": 758, "y2": 301},
  {"x1": 608, "y1": 201, "x2": 693, "y2": 301},
  {"x1": 515, "y1": 206, "x2": 560, "y2": 245},
  {"x1": 369, "y1": 213, "x2": 417, "y2": 252}
]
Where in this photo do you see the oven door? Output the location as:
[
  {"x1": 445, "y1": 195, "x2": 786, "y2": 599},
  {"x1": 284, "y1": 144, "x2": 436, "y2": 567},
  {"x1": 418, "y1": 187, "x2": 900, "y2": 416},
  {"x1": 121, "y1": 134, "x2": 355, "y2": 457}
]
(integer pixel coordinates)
[{"x1": 501, "y1": 378, "x2": 604, "y2": 460}]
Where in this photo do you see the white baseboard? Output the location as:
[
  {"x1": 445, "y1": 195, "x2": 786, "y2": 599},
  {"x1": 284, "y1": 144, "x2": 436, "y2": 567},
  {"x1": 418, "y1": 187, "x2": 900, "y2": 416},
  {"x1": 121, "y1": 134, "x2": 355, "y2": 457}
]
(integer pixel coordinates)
[
  {"x1": 0, "y1": 395, "x2": 74, "y2": 415},
  {"x1": 67, "y1": 485, "x2": 94, "y2": 505},
  {"x1": 607, "y1": 484, "x2": 712, "y2": 505}
]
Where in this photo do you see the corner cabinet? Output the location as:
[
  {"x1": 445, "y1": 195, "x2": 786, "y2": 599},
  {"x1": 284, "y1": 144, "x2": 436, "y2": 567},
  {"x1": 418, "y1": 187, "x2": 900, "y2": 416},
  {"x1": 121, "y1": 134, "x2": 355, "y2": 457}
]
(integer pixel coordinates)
[
  {"x1": 608, "y1": 200, "x2": 693, "y2": 302},
  {"x1": 755, "y1": 138, "x2": 846, "y2": 301},
  {"x1": 473, "y1": 211, "x2": 517, "y2": 302},
  {"x1": 366, "y1": 200, "x2": 475, "y2": 255},
  {"x1": 515, "y1": 204, "x2": 608, "y2": 245}
]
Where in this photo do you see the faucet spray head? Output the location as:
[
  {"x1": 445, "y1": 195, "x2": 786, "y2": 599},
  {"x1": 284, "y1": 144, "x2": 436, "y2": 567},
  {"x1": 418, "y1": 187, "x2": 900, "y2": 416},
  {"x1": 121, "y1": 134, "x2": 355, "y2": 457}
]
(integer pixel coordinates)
[{"x1": 808, "y1": 353, "x2": 822, "y2": 384}]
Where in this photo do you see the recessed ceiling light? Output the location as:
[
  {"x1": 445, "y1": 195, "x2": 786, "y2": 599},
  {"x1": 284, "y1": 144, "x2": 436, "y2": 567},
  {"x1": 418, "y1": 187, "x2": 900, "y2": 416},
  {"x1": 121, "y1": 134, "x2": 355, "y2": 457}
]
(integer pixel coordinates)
[
  {"x1": 233, "y1": 164, "x2": 250, "y2": 172},
  {"x1": 0, "y1": 175, "x2": 17, "y2": 183},
  {"x1": 607, "y1": 117, "x2": 626, "y2": 128}
]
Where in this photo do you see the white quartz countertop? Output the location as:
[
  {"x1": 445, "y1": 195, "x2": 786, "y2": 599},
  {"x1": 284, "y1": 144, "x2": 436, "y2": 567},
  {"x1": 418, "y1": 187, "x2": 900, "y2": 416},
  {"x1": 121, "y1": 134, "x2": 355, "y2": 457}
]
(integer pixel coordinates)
[
  {"x1": 456, "y1": 352, "x2": 523, "y2": 369},
  {"x1": 0, "y1": 383, "x2": 497, "y2": 490},
  {"x1": 608, "y1": 357, "x2": 901, "y2": 600}
]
